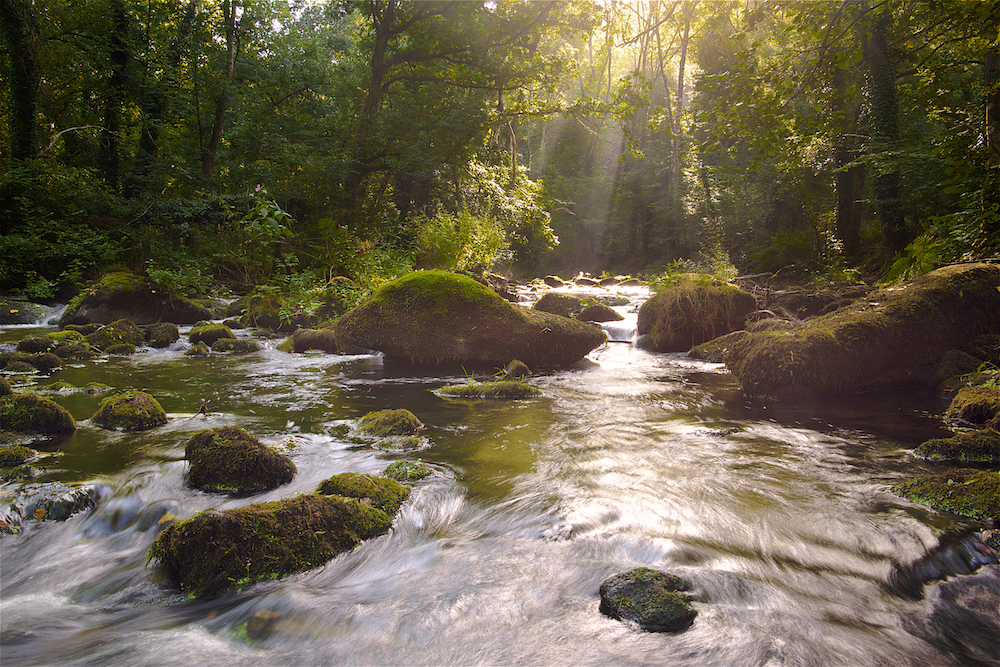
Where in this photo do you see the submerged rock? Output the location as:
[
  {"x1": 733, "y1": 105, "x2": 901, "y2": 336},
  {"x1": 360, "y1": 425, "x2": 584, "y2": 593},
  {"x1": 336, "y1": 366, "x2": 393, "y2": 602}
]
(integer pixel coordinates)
[
  {"x1": 59, "y1": 272, "x2": 212, "y2": 326},
  {"x1": 357, "y1": 409, "x2": 423, "y2": 437},
  {"x1": 637, "y1": 274, "x2": 756, "y2": 353},
  {"x1": 91, "y1": 391, "x2": 168, "y2": 431},
  {"x1": 0, "y1": 482, "x2": 100, "y2": 535},
  {"x1": 334, "y1": 270, "x2": 606, "y2": 367},
  {"x1": 726, "y1": 263, "x2": 1000, "y2": 399},
  {"x1": 436, "y1": 381, "x2": 541, "y2": 399},
  {"x1": 185, "y1": 426, "x2": 296, "y2": 495},
  {"x1": 316, "y1": 473, "x2": 410, "y2": 516},
  {"x1": 598, "y1": 567, "x2": 697, "y2": 632},
  {"x1": 147, "y1": 494, "x2": 392, "y2": 597},
  {"x1": 0, "y1": 393, "x2": 76, "y2": 436}
]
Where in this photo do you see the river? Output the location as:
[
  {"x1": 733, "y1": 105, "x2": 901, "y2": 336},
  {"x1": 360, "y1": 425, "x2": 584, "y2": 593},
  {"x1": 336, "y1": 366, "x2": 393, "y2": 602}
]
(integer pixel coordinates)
[{"x1": 0, "y1": 285, "x2": 995, "y2": 666}]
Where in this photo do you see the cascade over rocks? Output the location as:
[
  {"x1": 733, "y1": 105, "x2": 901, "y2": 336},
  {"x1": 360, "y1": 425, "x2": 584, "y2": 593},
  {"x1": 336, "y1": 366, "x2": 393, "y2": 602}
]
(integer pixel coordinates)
[
  {"x1": 60, "y1": 272, "x2": 212, "y2": 326},
  {"x1": 726, "y1": 263, "x2": 1000, "y2": 399},
  {"x1": 533, "y1": 292, "x2": 623, "y2": 322},
  {"x1": 334, "y1": 270, "x2": 606, "y2": 367}
]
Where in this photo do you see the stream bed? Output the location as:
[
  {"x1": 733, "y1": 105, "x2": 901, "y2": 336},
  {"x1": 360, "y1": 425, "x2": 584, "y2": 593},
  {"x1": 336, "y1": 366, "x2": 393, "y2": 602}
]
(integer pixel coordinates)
[{"x1": 1, "y1": 286, "x2": 996, "y2": 666}]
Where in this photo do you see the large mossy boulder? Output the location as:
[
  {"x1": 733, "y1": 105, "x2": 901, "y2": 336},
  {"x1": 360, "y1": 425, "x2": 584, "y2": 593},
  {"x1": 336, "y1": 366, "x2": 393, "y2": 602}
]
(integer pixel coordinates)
[
  {"x1": 60, "y1": 272, "x2": 212, "y2": 326},
  {"x1": 91, "y1": 391, "x2": 167, "y2": 431},
  {"x1": 185, "y1": 426, "x2": 296, "y2": 495},
  {"x1": 357, "y1": 409, "x2": 423, "y2": 437},
  {"x1": 334, "y1": 270, "x2": 607, "y2": 367},
  {"x1": 144, "y1": 322, "x2": 180, "y2": 348},
  {"x1": 892, "y1": 470, "x2": 1000, "y2": 520},
  {"x1": 914, "y1": 429, "x2": 1000, "y2": 465},
  {"x1": 0, "y1": 393, "x2": 76, "y2": 436},
  {"x1": 316, "y1": 473, "x2": 410, "y2": 515},
  {"x1": 726, "y1": 263, "x2": 1000, "y2": 399},
  {"x1": 147, "y1": 494, "x2": 392, "y2": 597},
  {"x1": 188, "y1": 323, "x2": 235, "y2": 347},
  {"x1": 533, "y1": 293, "x2": 623, "y2": 323},
  {"x1": 599, "y1": 567, "x2": 697, "y2": 632},
  {"x1": 287, "y1": 328, "x2": 339, "y2": 353},
  {"x1": 85, "y1": 319, "x2": 146, "y2": 352},
  {"x1": 637, "y1": 274, "x2": 756, "y2": 353}
]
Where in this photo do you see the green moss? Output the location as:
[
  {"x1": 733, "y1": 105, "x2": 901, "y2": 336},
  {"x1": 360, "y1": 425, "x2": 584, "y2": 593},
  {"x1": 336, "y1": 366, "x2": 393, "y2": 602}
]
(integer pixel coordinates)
[
  {"x1": 383, "y1": 459, "x2": 432, "y2": 482},
  {"x1": 598, "y1": 567, "x2": 696, "y2": 632},
  {"x1": 688, "y1": 331, "x2": 750, "y2": 363},
  {"x1": 53, "y1": 343, "x2": 97, "y2": 360},
  {"x1": 46, "y1": 381, "x2": 75, "y2": 391},
  {"x1": 185, "y1": 426, "x2": 296, "y2": 495},
  {"x1": 503, "y1": 359, "x2": 530, "y2": 379},
  {"x1": 914, "y1": 429, "x2": 1000, "y2": 464},
  {"x1": 1, "y1": 464, "x2": 38, "y2": 482},
  {"x1": 189, "y1": 323, "x2": 235, "y2": 347},
  {"x1": 436, "y1": 381, "x2": 541, "y2": 399},
  {"x1": 0, "y1": 445, "x2": 36, "y2": 466},
  {"x1": 357, "y1": 409, "x2": 423, "y2": 437},
  {"x1": 231, "y1": 339, "x2": 262, "y2": 354},
  {"x1": 211, "y1": 337, "x2": 238, "y2": 352},
  {"x1": 16, "y1": 335, "x2": 54, "y2": 354},
  {"x1": 291, "y1": 328, "x2": 339, "y2": 353},
  {"x1": 49, "y1": 330, "x2": 85, "y2": 345},
  {"x1": 945, "y1": 386, "x2": 1000, "y2": 426},
  {"x1": 3, "y1": 360, "x2": 36, "y2": 374},
  {"x1": 0, "y1": 393, "x2": 76, "y2": 434},
  {"x1": 334, "y1": 270, "x2": 606, "y2": 367},
  {"x1": 105, "y1": 343, "x2": 137, "y2": 356},
  {"x1": 86, "y1": 319, "x2": 145, "y2": 351},
  {"x1": 185, "y1": 342, "x2": 211, "y2": 357},
  {"x1": 0, "y1": 377, "x2": 12, "y2": 396},
  {"x1": 145, "y1": 322, "x2": 180, "y2": 348},
  {"x1": 147, "y1": 493, "x2": 391, "y2": 598},
  {"x1": 91, "y1": 391, "x2": 168, "y2": 431},
  {"x1": 315, "y1": 473, "x2": 410, "y2": 515},
  {"x1": 83, "y1": 382, "x2": 113, "y2": 394},
  {"x1": 277, "y1": 337, "x2": 295, "y2": 353},
  {"x1": 893, "y1": 469, "x2": 1000, "y2": 520}
]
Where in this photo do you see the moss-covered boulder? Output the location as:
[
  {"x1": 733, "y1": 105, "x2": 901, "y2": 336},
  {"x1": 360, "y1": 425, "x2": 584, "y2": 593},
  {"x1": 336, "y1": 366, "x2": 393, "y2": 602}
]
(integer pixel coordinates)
[
  {"x1": 335, "y1": 270, "x2": 606, "y2": 367},
  {"x1": 914, "y1": 429, "x2": 1000, "y2": 465},
  {"x1": 357, "y1": 409, "x2": 423, "y2": 437},
  {"x1": 383, "y1": 459, "x2": 432, "y2": 482},
  {"x1": 533, "y1": 293, "x2": 623, "y2": 323},
  {"x1": 637, "y1": 274, "x2": 756, "y2": 353},
  {"x1": 86, "y1": 319, "x2": 146, "y2": 352},
  {"x1": 726, "y1": 263, "x2": 1000, "y2": 399},
  {"x1": 288, "y1": 328, "x2": 339, "y2": 353},
  {"x1": 0, "y1": 445, "x2": 36, "y2": 466},
  {"x1": 184, "y1": 342, "x2": 211, "y2": 357},
  {"x1": 189, "y1": 323, "x2": 235, "y2": 347},
  {"x1": 0, "y1": 298, "x2": 46, "y2": 325},
  {"x1": 144, "y1": 322, "x2": 180, "y2": 348},
  {"x1": 502, "y1": 359, "x2": 530, "y2": 379},
  {"x1": 147, "y1": 494, "x2": 391, "y2": 597},
  {"x1": 59, "y1": 272, "x2": 212, "y2": 326},
  {"x1": 0, "y1": 393, "x2": 76, "y2": 435},
  {"x1": 15, "y1": 335, "x2": 54, "y2": 354},
  {"x1": 688, "y1": 330, "x2": 749, "y2": 363},
  {"x1": 599, "y1": 567, "x2": 697, "y2": 632},
  {"x1": 91, "y1": 391, "x2": 167, "y2": 431},
  {"x1": 239, "y1": 292, "x2": 294, "y2": 332},
  {"x1": 210, "y1": 337, "x2": 238, "y2": 352},
  {"x1": 436, "y1": 381, "x2": 541, "y2": 399},
  {"x1": 945, "y1": 386, "x2": 1000, "y2": 426},
  {"x1": 0, "y1": 377, "x2": 12, "y2": 396},
  {"x1": 231, "y1": 339, "x2": 262, "y2": 354},
  {"x1": 316, "y1": 473, "x2": 410, "y2": 515},
  {"x1": 931, "y1": 349, "x2": 984, "y2": 395},
  {"x1": 892, "y1": 470, "x2": 1000, "y2": 520},
  {"x1": 185, "y1": 426, "x2": 296, "y2": 495},
  {"x1": 83, "y1": 382, "x2": 113, "y2": 394}
]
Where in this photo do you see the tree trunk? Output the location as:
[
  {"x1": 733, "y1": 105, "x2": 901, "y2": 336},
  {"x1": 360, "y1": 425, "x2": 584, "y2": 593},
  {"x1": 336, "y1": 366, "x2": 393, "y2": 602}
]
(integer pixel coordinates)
[
  {"x1": 201, "y1": 0, "x2": 238, "y2": 180},
  {"x1": 831, "y1": 57, "x2": 865, "y2": 259},
  {"x1": 0, "y1": 0, "x2": 39, "y2": 161},
  {"x1": 101, "y1": 0, "x2": 129, "y2": 193}
]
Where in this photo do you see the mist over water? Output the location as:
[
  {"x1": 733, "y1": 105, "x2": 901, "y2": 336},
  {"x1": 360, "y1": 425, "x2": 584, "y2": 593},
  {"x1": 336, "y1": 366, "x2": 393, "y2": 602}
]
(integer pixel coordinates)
[{"x1": 0, "y1": 286, "x2": 993, "y2": 666}]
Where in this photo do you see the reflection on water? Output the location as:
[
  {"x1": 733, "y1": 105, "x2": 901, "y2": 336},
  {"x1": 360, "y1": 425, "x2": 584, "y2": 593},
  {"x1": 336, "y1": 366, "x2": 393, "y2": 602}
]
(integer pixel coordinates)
[{"x1": 0, "y1": 291, "x2": 995, "y2": 666}]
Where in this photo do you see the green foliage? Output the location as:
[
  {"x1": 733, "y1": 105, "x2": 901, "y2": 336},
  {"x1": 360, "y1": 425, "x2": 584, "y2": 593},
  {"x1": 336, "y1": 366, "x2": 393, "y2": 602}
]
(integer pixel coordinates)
[
  {"x1": 745, "y1": 230, "x2": 815, "y2": 274},
  {"x1": 414, "y1": 210, "x2": 507, "y2": 272}
]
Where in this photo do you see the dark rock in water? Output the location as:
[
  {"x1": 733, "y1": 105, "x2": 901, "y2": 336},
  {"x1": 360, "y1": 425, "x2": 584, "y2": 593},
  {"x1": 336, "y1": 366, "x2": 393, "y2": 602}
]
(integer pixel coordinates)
[
  {"x1": 383, "y1": 459, "x2": 432, "y2": 482},
  {"x1": 334, "y1": 270, "x2": 606, "y2": 367},
  {"x1": 544, "y1": 275, "x2": 567, "y2": 288},
  {"x1": 887, "y1": 529, "x2": 999, "y2": 600},
  {"x1": 289, "y1": 328, "x2": 339, "y2": 353},
  {"x1": 147, "y1": 493, "x2": 392, "y2": 597},
  {"x1": 502, "y1": 359, "x2": 530, "y2": 379},
  {"x1": 0, "y1": 299, "x2": 46, "y2": 325},
  {"x1": 86, "y1": 319, "x2": 146, "y2": 352},
  {"x1": 15, "y1": 336, "x2": 54, "y2": 354},
  {"x1": 534, "y1": 293, "x2": 623, "y2": 323},
  {"x1": 892, "y1": 469, "x2": 1000, "y2": 521},
  {"x1": 0, "y1": 393, "x2": 76, "y2": 436},
  {"x1": 357, "y1": 409, "x2": 423, "y2": 437},
  {"x1": 637, "y1": 274, "x2": 756, "y2": 353},
  {"x1": 185, "y1": 426, "x2": 295, "y2": 495},
  {"x1": 316, "y1": 472, "x2": 410, "y2": 516},
  {"x1": 599, "y1": 567, "x2": 697, "y2": 632},
  {"x1": 189, "y1": 323, "x2": 235, "y2": 347},
  {"x1": 92, "y1": 391, "x2": 167, "y2": 431},
  {"x1": 231, "y1": 339, "x2": 262, "y2": 354},
  {"x1": 60, "y1": 272, "x2": 211, "y2": 326},
  {"x1": 726, "y1": 263, "x2": 1000, "y2": 399},
  {"x1": 931, "y1": 349, "x2": 983, "y2": 396},
  {"x1": 0, "y1": 482, "x2": 100, "y2": 535}
]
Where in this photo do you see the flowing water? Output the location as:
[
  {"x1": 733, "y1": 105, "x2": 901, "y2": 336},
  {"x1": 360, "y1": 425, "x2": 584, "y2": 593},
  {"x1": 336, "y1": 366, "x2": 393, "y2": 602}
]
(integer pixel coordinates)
[{"x1": 0, "y1": 286, "x2": 996, "y2": 666}]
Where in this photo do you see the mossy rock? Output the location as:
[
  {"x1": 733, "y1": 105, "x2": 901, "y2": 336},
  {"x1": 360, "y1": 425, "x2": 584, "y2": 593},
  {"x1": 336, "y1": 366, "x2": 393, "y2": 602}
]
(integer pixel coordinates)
[
  {"x1": 0, "y1": 393, "x2": 76, "y2": 435},
  {"x1": 53, "y1": 342, "x2": 97, "y2": 360},
  {"x1": 231, "y1": 339, "x2": 262, "y2": 354},
  {"x1": 15, "y1": 335, "x2": 54, "y2": 354},
  {"x1": 357, "y1": 409, "x2": 423, "y2": 437},
  {"x1": 46, "y1": 381, "x2": 75, "y2": 392},
  {"x1": 503, "y1": 359, "x2": 530, "y2": 379},
  {"x1": 637, "y1": 273, "x2": 756, "y2": 353},
  {"x1": 1, "y1": 464, "x2": 38, "y2": 482},
  {"x1": 290, "y1": 328, "x2": 339, "y2": 353},
  {"x1": 0, "y1": 377, "x2": 12, "y2": 396},
  {"x1": 184, "y1": 342, "x2": 211, "y2": 357},
  {"x1": 599, "y1": 567, "x2": 697, "y2": 632},
  {"x1": 0, "y1": 445, "x2": 36, "y2": 466},
  {"x1": 211, "y1": 337, "x2": 238, "y2": 352},
  {"x1": 544, "y1": 275, "x2": 567, "y2": 288},
  {"x1": 83, "y1": 382, "x2": 113, "y2": 394},
  {"x1": 240, "y1": 292, "x2": 292, "y2": 332},
  {"x1": 931, "y1": 349, "x2": 984, "y2": 395},
  {"x1": 86, "y1": 319, "x2": 146, "y2": 352},
  {"x1": 59, "y1": 271, "x2": 212, "y2": 326},
  {"x1": 64, "y1": 323, "x2": 102, "y2": 335},
  {"x1": 726, "y1": 263, "x2": 1000, "y2": 399},
  {"x1": 533, "y1": 293, "x2": 623, "y2": 323},
  {"x1": 688, "y1": 330, "x2": 750, "y2": 363},
  {"x1": 383, "y1": 459, "x2": 432, "y2": 482},
  {"x1": 892, "y1": 469, "x2": 1000, "y2": 520},
  {"x1": 185, "y1": 426, "x2": 296, "y2": 495},
  {"x1": 436, "y1": 381, "x2": 541, "y2": 399},
  {"x1": 3, "y1": 360, "x2": 36, "y2": 374},
  {"x1": 914, "y1": 429, "x2": 1000, "y2": 465},
  {"x1": 0, "y1": 298, "x2": 46, "y2": 325},
  {"x1": 147, "y1": 493, "x2": 391, "y2": 598},
  {"x1": 316, "y1": 472, "x2": 410, "y2": 516},
  {"x1": 967, "y1": 334, "x2": 1000, "y2": 366},
  {"x1": 92, "y1": 391, "x2": 167, "y2": 431},
  {"x1": 945, "y1": 386, "x2": 1000, "y2": 426},
  {"x1": 144, "y1": 322, "x2": 180, "y2": 348},
  {"x1": 26, "y1": 352, "x2": 61, "y2": 371},
  {"x1": 105, "y1": 343, "x2": 137, "y2": 356},
  {"x1": 334, "y1": 270, "x2": 607, "y2": 367},
  {"x1": 189, "y1": 323, "x2": 235, "y2": 347}
]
